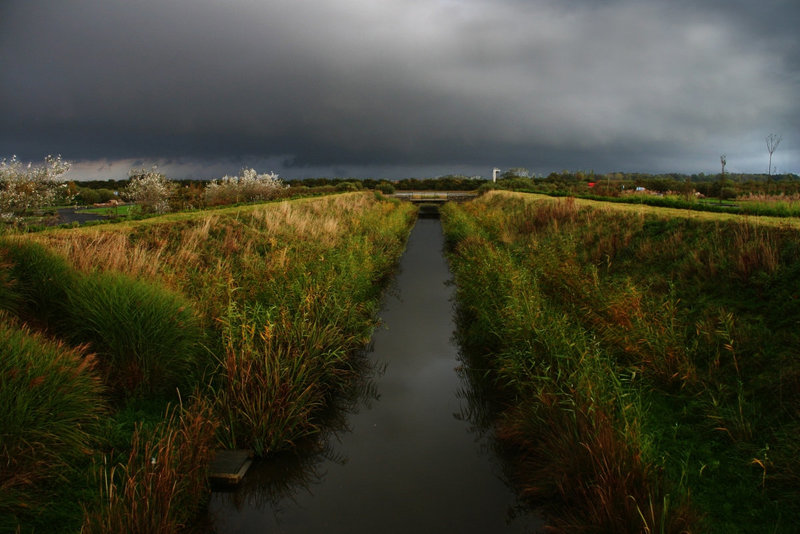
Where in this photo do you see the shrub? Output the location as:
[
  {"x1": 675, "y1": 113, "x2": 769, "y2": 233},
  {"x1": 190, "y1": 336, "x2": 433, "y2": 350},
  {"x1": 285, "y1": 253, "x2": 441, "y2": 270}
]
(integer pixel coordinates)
[
  {"x1": 124, "y1": 168, "x2": 175, "y2": 214},
  {"x1": 476, "y1": 182, "x2": 497, "y2": 195},
  {"x1": 66, "y1": 271, "x2": 205, "y2": 398},
  {"x1": 204, "y1": 168, "x2": 286, "y2": 206},
  {"x1": 335, "y1": 181, "x2": 360, "y2": 192},
  {"x1": 0, "y1": 316, "x2": 105, "y2": 527},
  {"x1": 375, "y1": 182, "x2": 395, "y2": 194},
  {"x1": 78, "y1": 188, "x2": 118, "y2": 205}
]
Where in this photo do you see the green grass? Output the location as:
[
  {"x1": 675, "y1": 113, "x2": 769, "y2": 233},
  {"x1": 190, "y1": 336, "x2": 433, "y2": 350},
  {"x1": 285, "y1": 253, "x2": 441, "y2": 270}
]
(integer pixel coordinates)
[
  {"x1": 0, "y1": 238, "x2": 79, "y2": 329},
  {"x1": 442, "y1": 191, "x2": 800, "y2": 533},
  {"x1": 0, "y1": 315, "x2": 106, "y2": 532},
  {"x1": 79, "y1": 204, "x2": 135, "y2": 216},
  {"x1": 2, "y1": 192, "x2": 416, "y2": 531},
  {"x1": 81, "y1": 398, "x2": 218, "y2": 534},
  {"x1": 1, "y1": 239, "x2": 207, "y2": 400},
  {"x1": 66, "y1": 271, "x2": 206, "y2": 398},
  {"x1": 518, "y1": 188, "x2": 800, "y2": 219}
]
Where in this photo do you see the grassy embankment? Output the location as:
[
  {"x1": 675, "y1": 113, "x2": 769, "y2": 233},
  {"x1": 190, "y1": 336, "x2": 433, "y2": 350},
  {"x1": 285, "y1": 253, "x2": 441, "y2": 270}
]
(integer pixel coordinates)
[
  {"x1": 0, "y1": 192, "x2": 416, "y2": 533},
  {"x1": 442, "y1": 191, "x2": 799, "y2": 533},
  {"x1": 504, "y1": 183, "x2": 800, "y2": 218}
]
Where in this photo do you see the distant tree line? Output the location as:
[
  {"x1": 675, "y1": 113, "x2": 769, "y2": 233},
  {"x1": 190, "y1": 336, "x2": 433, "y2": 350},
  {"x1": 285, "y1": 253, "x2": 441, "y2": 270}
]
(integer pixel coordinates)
[
  {"x1": 64, "y1": 170, "x2": 800, "y2": 206},
  {"x1": 285, "y1": 175, "x2": 485, "y2": 191},
  {"x1": 490, "y1": 169, "x2": 800, "y2": 199}
]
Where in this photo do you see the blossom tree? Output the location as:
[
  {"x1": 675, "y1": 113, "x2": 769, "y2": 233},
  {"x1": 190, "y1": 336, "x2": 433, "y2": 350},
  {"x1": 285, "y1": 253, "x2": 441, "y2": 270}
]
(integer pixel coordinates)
[
  {"x1": 205, "y1": 168, "x2": 286, "y2": 205},
  {"x1": 124, "y1": 167, "x2": 176, "y2": 214},
  {"x1": 0, "y1": 155, "x2": 73, "y2": 220}
]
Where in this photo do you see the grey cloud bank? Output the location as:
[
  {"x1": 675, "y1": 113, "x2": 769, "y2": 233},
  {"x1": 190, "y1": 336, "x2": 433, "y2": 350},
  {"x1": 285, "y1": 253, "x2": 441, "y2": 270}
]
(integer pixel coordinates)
[{"x1": 1, "y1": 0, "x2": 798, "y2": 180}]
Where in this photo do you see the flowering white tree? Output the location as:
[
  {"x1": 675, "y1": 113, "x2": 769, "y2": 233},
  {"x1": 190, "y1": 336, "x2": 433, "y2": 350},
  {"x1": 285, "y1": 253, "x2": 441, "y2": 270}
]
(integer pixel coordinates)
[
  {"x1": 205, "y1": 168, "x2": 286, "y2": 205},
  {"x1": 124, "y1": 167, "x2": 175, "y2": 214},
  {"x1": 0, "y1": 155, "x2": 73, "y2": 220}
]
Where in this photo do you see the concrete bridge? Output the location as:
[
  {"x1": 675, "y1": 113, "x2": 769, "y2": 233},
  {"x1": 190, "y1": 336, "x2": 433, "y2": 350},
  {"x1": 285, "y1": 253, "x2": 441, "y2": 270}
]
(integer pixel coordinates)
[{"x1": 391, "y1": 191, "x2": 478, "y2": 203}]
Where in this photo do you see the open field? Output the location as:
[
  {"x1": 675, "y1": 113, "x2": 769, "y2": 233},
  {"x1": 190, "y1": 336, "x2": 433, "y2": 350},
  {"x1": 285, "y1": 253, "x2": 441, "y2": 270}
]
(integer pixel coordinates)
[
  {"x1": 442, "y1": 191, "x2": 800, "y2": 533},
  {"x1": 0, "y1": 192, "x2": 416, "y2": 532},
  {"x1": 521, "y1": 192, "x2": 800, "y2": 227},
  {"x1": 77, "y1": 204, "x2": 136, "y2": 217}
]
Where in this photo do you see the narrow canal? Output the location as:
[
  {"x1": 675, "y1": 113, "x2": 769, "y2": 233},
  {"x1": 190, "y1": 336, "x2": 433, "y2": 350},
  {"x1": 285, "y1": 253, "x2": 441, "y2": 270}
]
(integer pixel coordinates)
[{"x1": 207, "y1": 210, "x2": 544, "y2": 533}]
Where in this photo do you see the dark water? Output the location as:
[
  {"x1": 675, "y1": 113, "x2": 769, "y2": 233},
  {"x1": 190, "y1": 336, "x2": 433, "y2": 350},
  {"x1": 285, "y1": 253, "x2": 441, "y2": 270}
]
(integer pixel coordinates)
[
  {"x1": 55, "y1": 207, "x2": 109, "y2": 225},
  {"x1": 206, "y1": 214, "x2": 545, "y2": 533}
]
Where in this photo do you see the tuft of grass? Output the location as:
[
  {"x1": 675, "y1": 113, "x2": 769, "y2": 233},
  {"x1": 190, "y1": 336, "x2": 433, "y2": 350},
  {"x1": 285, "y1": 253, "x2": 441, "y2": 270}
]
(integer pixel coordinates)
[
  {"x1": 0, "y1": 314, "x2": 106, "y2": 530},
  {"x1": 66, "y1": 271, "x2": 206, "y2": 399},
  {"x1": 1, "y1": 238, "x2": 207, "y2": 400},
  {"x1": 0, "y1": 256, "x2": 20, "y2": 314},
  {"x1": 498, "y1": 400, "x2": 695, "y2": 533},
  {"x1": 0, "y1": 238, "x2": 79, "y2": 329}
]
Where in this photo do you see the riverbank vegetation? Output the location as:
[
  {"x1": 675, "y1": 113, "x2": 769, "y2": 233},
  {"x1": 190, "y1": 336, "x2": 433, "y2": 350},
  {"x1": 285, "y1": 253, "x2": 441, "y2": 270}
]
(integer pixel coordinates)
[
  {"x1": 0, "y1": 192, "x2": 416, "y2": 532},
  {"x1": 442, "y1": 191, "x2": 799, "y2": 533}
]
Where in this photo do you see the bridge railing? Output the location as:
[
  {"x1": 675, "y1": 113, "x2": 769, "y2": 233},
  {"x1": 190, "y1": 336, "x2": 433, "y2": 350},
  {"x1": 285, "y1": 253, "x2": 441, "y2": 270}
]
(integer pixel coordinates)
[{"x1": 391, "y1": 191, "x2": 477, "y2": 202}]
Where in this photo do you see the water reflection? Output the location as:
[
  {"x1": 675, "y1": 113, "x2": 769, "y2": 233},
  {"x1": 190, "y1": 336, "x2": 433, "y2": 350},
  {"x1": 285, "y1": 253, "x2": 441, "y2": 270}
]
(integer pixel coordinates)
[
  {"x1": 208, "y1": 352, "x2": 387, "y2": 522},
  {"x1": 205, "y1": 216, "x2": 545, "y2": 533}
]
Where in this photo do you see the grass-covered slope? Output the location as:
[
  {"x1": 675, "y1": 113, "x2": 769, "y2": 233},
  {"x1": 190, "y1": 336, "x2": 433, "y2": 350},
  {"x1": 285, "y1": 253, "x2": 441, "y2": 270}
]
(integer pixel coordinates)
[
  {"x1": 1, "y1": 192, "x2": 416, "y2": 532},
  {"x1": 442, "y1": 191, "x2": 799, "y2": 533}
]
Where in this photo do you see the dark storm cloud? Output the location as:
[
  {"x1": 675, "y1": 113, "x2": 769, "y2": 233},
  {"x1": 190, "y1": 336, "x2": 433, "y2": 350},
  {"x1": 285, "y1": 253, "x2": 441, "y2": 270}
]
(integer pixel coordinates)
[{"x1": 1, "y1": 0, "x2": 798, "y2": 178}]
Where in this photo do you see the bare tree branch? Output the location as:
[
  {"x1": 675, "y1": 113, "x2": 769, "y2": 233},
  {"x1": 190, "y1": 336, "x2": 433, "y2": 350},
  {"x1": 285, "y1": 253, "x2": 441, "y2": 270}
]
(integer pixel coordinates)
[{"x1": 766, "y1": 133, "x2": 782, "y2": 176}]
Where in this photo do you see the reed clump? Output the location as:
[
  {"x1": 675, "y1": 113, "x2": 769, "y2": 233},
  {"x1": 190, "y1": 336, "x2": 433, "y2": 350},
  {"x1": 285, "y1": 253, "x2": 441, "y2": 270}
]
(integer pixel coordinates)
[
  {"x1": 81, "y1": 398, "x2": 218, "y2": 533},
  {"x1": 443, "y1": 190, "x2": 800, "y2": 533}
]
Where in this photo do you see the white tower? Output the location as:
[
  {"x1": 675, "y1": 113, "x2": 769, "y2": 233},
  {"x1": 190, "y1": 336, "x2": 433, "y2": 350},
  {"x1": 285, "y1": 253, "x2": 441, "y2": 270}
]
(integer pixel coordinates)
[{"x1": 492, "y1": 168, "x2": 500, "y2": 183}]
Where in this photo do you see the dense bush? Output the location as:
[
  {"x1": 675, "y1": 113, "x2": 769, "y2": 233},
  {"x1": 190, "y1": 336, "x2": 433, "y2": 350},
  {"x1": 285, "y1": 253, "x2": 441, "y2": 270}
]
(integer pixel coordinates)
[
  {"x1": 335, "y1": 181, "x2": 360, "y2": 192},
  {"x1": 77, "y1": 187, "x2": 118, "y2": 205},
  {"x1": 375, "y1": 182, "x2": 395, "y2": 194}
]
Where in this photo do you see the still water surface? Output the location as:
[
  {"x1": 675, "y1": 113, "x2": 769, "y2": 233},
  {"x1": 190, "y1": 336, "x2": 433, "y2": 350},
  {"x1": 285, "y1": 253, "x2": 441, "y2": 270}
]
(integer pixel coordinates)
[{"x1": 207, "y1": 214, "x2": 544, "y2": 533}]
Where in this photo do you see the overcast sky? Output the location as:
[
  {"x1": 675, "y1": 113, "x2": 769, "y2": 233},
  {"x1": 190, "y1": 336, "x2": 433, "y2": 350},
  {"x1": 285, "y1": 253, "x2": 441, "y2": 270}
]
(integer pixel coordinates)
[{"x1": 1, "y1": 0, "x2": 798, "y2": 180}]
